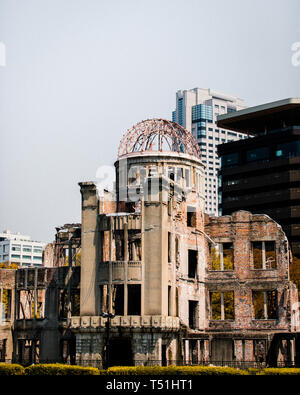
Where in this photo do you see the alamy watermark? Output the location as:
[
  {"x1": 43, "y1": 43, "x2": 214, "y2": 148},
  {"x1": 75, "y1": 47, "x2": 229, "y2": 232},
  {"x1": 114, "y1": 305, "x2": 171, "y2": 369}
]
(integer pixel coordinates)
[
  {"x1": 0, "y1": 42, "x2": 6, "y2": 67},
  {"x1": 291, "y1": 42, "x2": 300, "y2": 67}
]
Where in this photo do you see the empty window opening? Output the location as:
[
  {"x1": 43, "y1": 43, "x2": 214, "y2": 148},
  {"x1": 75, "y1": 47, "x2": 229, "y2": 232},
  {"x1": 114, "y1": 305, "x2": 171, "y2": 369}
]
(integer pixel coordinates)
[
  {"x1": 190, "y1": 340, "x2": 198, "y2": 364},
  {"x1": 210, "y1": 243, "x2": 233, "y2": 271},
  {"x1": 185, "y1": 168, "x2": 190, "y2": 187},
  {"x1": 188, "y1": 250, "x2": 198, "y2": 278},
  {"x1": 71, "y1": 289, "x2": 80, "y2": 316},
  {"x1": 187, "y1": 207, "x2": 196, "y2": 227},
  {"x1": 199, "y1": 340, "x2": 205, "y2": 363},
  {"x1": 253, "y1": 290, "x2": 278, "y2": 319},
  {"x1": 176, "y1": 287, "x2": 179, "y2": 317},
  {"x1": 58, "y1": 290, "x2": 68, "y2": 320},
  {"x1": 102, "y1": 231, "x2": 110, "y2": 262},
  {"x1": 254, "y1": 340, "x2": 266, "y2": 363},
  {"x1": 128, "y1": 166, "x2": 139, "y2": 185},
  {"x1": 148, "y1": 166, "x2": 158, "y2": 178},
  {"x1": 127, "y1": 285, "x2": 141, "y2": 316},
  {"x1": 37, "y1": 269, "x2": 45, "y2": 286},
  {"x1": 99, "y1": 285, "x2": 109, "y2": 314},
  {"x1": 210, "y1": 291, "x2": 235, "y2": 320},
  {"x1": 0, "y1": 339, "x2": 7, "y2": 362},
  {"x1": 168, "y1": 232, "x2": 172, "y2": 263},
  {"x1": 109, "y1": 338, "x2": 133, "y2": 367},
  {"x1": 112, "y1": 284, "x2": 124, "y2": 316},
  {"x1": 114, "y1": 231, "x2": 124, "y2": 261},
  {"x1": 168, "y1": 286, "x2": 171, "y2": 316},
  {"x1": 188, "y1": 300, "x2": 198, "y2": 329},
  {"x1": 17, "y1": 339, "x2": 39, "y2": 365},
  {"x1": 27, "y1": 270, "x2": 35, "y2": 287},
  {"x1": 18, "y1": 289, "x2": 44, "y2": 320},
  {"x1": 128, "y1": 231, "x2": 142, "y2": 261},
  {"x1": 176, "y1": 167, "x2": 183, "y2": 183},
  {"x1": 1, "y1": 289, "x2": 11, "y2": 320},
  {"x1": 60, "y1": 338, "x2": 76, "y2": 365},
  {"x1": 168, "y1": 199, "x2": 172, "y2": 216},
  {"x1": 168, "y1": 166, "x2": 175, "y2": 181},
  {"x1": 253, "y1": 241, "x2": 276, "y2": 269},
  {"x1": 211, "y1": 339, "x2": 234, "y2": 363},
  {"x1": 162, "y1": 344, "x2": 167, "y2": 366}
]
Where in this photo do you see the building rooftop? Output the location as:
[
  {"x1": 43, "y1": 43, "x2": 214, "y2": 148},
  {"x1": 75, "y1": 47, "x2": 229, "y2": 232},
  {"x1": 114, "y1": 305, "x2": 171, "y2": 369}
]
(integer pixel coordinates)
[
  {"x1": 0, "y1": 230, "x2": 45, "y2": 245},
  {"x1": 217, "y1": 98, "x2": 300, "y2": 135}
]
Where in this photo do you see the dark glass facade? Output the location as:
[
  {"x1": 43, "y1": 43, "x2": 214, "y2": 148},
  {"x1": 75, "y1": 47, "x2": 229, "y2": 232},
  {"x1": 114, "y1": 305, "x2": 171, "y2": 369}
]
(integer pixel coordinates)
[{"x1": 218, "y1": 120, "x2": 300, "y2": 260}]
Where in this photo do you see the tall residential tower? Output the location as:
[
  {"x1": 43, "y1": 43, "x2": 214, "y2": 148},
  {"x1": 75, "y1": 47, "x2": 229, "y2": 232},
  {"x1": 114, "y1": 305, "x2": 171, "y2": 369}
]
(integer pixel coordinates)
[{"x1": 172, "y1": 88, "x2": 247, "y2": 216}]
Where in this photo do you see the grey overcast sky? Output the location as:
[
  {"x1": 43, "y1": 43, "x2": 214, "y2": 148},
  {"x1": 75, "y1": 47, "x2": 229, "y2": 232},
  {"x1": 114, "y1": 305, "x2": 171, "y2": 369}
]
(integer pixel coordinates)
[{"x1": 0, "y1": 0, "x2": 299, "y2": 243}]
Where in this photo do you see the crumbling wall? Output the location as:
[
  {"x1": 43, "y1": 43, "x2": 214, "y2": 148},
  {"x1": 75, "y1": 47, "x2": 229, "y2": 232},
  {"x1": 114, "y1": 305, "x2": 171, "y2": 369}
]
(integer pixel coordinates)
[
  {"x1": 0, "y1": 269, "x2": 16, "y2": 362},
  {"x1": 204, "y1": 211, "x2": 297, "y2": 330},
  {"x1": 14, "y1": 267, "x2": 80, "y2": 364},
  {"x1": 203, "y1": 210, "x2": 299, "y2": 365}
]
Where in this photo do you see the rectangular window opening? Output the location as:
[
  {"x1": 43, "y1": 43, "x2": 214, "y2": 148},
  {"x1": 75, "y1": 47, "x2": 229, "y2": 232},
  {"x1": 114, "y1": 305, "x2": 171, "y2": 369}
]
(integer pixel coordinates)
[
  {"x1": 210, "y1": 243, "x2": 233, "y2": 271},
  {"x1": 187, "y1": 207, "x2": 196, "y2": 227},
  {"x1": 188, "y1": 300, "x2": 198, "y2": 329},
  {"x1": 188, "y1": 250, "x2": 198, "y2": 278},
  {"x1": 210, "y1": 291, "x2": 235, "y2": 321},
  {"x1": 127, "y1": 284, "x2": 141, "y2": 316},
  {"x1": 113, "y1": 284, "x2": 124, "y2": 316},
  {"x1": 253, "y1": 290, "x2": 278, "y2": 319},
  {"x1": 253, "y1": 241, "x2": 276, "y2": 270}
]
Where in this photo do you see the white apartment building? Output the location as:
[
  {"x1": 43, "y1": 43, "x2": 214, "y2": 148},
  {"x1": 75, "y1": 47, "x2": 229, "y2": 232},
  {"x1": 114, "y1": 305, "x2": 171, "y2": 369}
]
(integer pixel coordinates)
[
  {"x1": 172, "y1": 88, "x2": 248, "y2": 216},
  {"x1": 0, "y1": 230, "x2": 46, "y2": 267}
]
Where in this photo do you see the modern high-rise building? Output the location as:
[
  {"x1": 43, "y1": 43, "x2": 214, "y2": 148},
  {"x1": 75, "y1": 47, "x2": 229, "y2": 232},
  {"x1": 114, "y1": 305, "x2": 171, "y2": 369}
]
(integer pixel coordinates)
[
  {"x1": 172, "y1": 88, "x2": 247, "y2": 216},
  {"x1": 0, "y1": 230, "x2": 46, "y2": 267}
]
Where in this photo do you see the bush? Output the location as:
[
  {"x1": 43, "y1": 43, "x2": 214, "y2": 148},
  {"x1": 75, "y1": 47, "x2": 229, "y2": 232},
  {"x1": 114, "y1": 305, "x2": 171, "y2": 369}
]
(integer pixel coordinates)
[
  {"x1": 0, "y1": 363, "x2": 25, "y2": 375},
  {"x1": 174, "y1": 366, "x2": 248, "y2": 375},
  {"x1": 258, "y1": 368, "x2": 300, "y2": 375},
  {"x1": 247, "y1": 367, "x2": 261, "y2": 375},
  {"x1": 24, "y1": 363, "x2": 99, "y2": 376},
  {"x1": 101, "y1": 365, "x2": 248, "y2": 375},
  {"x1": 102, "y1": 366, "x2": 179, "y2": 375}
]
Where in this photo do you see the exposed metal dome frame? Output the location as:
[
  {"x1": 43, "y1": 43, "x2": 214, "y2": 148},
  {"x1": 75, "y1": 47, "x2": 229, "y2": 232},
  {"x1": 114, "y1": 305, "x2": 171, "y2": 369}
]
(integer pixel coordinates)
[{"x1": 117, "y1": 119, "x2": 201, "y2": 160}]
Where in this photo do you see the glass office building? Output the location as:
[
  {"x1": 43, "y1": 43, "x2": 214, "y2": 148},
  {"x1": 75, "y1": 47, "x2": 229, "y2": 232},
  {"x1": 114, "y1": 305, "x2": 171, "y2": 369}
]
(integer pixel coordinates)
[{"x1": 172, "y1": 88, "x2": 247, "y2": 216}]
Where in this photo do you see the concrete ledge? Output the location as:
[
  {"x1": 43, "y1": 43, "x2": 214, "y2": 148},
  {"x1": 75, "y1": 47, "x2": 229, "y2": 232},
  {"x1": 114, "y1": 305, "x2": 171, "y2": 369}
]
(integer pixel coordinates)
[{"x1": 70, "y1": 315, "x2": 180, "y2": 330}]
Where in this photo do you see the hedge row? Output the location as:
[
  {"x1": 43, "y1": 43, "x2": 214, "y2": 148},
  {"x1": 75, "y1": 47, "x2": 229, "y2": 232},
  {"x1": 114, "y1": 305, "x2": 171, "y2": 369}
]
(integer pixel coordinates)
[
  {"x1": 0, "y1": 364, "x2": 25, "y2": 375},
  {"x1": 100, "y1": 366, "x2": 248, "y2": 375},
  {"x1": 101, "y1": 366, "x2": 300, "y2": 375},
  {"x1": 257, "y1": 368, "x2": 300, "y2": 375},
  {"x1": 0, "y1": 363, "x2": 99, "y2": 376},
  {"x1": 2, "y1": 363, "x2": 300, "y2": 375}
]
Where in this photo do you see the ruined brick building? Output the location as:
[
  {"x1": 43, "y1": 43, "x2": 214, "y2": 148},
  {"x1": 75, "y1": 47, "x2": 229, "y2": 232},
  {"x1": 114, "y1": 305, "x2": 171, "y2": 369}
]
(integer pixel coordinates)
[{"x1": 1, "y1": 119, "x2": 300, "y2": 367}]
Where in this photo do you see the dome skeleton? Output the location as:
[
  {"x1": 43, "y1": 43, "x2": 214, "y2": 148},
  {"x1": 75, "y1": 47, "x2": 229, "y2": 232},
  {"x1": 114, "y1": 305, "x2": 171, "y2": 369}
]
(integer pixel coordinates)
[{"x1": 118, "y1": 119, "x2": 201, "y2": 159}]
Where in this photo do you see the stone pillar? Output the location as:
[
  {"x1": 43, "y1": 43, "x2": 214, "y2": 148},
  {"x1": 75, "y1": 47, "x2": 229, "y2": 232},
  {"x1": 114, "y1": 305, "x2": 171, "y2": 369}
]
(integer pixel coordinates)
[
  {"x1": 204, "y1": 340, "x2": 210, "y2": 363},
  {"x1": 234, "y1": 340, "x2": 243, "y2": 362},
  {"x1": 39, "y1": 287, "x2": 60, "y2": 362},
  {"x1": 143, "y1": 177, "x2": 169, "y2": 316},
  {"x1": 79, "y1": 182, "x2": 99, "y2": 316},
  {"x1": 244, "y1": 340, "x2": 254, "y2": 362}
]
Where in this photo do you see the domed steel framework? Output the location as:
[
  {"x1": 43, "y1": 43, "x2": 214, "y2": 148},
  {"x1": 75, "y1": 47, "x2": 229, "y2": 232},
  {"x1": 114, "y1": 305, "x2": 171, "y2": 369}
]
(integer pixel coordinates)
[{"x1": 117, "y1": 119, "x2": 201, "y2": 160}]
